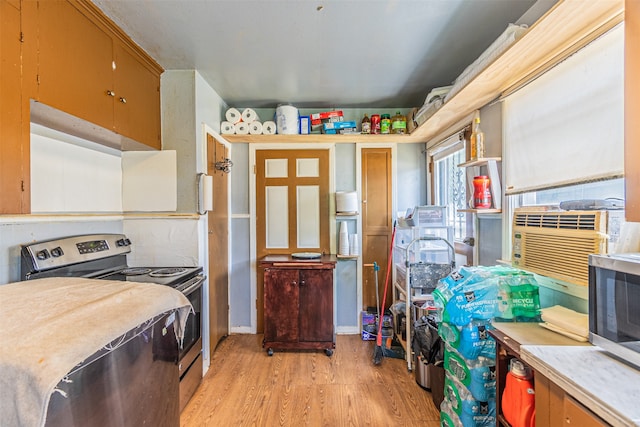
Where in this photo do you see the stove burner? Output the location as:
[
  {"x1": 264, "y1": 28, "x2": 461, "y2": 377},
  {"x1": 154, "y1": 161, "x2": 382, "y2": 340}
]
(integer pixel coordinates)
[
  {"x1": 149, "y1": 267, "x2": 188, "y2": 278},
  {"x1": 120, "y1": 268, "x2": 152, "y2": 276}
]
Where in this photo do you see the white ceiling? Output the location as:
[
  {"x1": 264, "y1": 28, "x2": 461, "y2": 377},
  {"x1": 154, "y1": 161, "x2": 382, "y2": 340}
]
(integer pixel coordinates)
[{"x1": 91, "y1": 0, "x2": 555, "y2": 109}]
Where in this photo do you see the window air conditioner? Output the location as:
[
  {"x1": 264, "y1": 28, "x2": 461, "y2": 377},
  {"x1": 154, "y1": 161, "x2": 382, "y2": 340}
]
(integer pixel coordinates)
[{"x1": 511, "y1": 210, "x2": 609, "y2": 286}]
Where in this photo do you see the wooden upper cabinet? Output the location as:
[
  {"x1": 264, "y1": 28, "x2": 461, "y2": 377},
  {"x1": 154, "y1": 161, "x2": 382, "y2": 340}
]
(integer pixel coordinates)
[
  {"x1": 113, "y1": 42, "x2": 161, "y2": 149},
  {"x1": 37, "y1": 0, "x2": 114, "y2": 132},
  {"x1": 35, "y1": 0, "x2": 162, "y2": 150},
  {"x1": 626, "y1": 0, "x2": 640, "y2": 222},
  {"x1": 0, "y1": 0, "x2": 29, "y2": 214}
]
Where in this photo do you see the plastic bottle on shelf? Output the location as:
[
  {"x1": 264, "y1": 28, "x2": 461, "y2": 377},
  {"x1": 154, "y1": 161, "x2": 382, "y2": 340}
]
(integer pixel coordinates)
[
  {"x1": 361, "y1": 114, "x2": 371, "y2": 134},
  {"x1": 469, "y1": 117, "x2": 485, "y2": 160},
  {"x1": 370, "y1": 114, "x2": 381, "y2": 134},
  {"x1": 391, "y1": 111, "x2": 407, "y2": 134},
  {"x1": 380, "y1": 114, "x2": 391, "y2": 134}
]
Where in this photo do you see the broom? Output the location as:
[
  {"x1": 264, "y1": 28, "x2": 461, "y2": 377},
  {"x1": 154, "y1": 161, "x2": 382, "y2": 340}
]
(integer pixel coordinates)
[{"x1": 373, "y1": 220, "x2": 397, "y2": 365}]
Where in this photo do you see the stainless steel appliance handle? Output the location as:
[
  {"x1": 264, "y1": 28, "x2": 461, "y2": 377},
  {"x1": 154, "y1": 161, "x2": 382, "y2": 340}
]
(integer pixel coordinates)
[{"x1": 180, "y1": 274, "x2": 206, "y2": 296}]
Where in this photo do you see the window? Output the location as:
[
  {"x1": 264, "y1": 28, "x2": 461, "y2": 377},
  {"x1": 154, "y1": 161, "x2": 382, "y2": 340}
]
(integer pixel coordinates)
[{"x1": 433, "y1": 147, "x2": 467, "y2": 241}]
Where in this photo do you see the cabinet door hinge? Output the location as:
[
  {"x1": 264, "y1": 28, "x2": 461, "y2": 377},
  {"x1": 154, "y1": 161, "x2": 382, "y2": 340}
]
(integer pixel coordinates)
[
  {"x1": 19, "y1": 32, "x2": 24, "y2": 43},
  {"x1": 21, "y1": 180, "x2": 25, "y2": 192},
  {"x1": 36, "y1": 74, "x2": 40, "y2": 85}
]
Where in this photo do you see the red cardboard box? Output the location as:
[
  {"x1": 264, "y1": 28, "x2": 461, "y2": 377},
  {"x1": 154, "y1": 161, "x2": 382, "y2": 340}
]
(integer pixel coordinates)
[{"x1": 310, "y1": 110, "x2": 344, "y2": 121}]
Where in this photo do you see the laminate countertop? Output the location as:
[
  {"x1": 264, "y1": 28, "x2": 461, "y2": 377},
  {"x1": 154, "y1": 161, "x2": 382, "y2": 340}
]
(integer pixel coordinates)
[{"x1": 520, "y1": 344, "x2": 640, "y2": 426}]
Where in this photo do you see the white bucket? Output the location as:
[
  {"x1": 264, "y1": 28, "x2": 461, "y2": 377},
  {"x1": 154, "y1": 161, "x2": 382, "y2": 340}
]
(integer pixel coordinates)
[
  {"x1": 336, "y1": 191, "x2": 358, "y2": 213},
  {"x1": 275, "y1": 104, "x2": 299, "y2": 134}
]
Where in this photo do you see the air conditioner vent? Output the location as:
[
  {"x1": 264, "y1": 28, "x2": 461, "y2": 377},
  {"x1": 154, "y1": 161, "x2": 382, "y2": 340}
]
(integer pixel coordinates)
[
  {"x1": 513, "y1": 212, "x2": 600, "y2": 230},
  {"x1": 512, "y1": 210, "x2": 608, "y2": 286}
]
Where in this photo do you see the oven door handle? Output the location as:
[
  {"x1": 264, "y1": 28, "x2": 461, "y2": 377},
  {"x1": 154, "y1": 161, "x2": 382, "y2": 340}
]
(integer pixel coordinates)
[{"x1": 180, "y1": 274, "x2": 206, "y2": 296}]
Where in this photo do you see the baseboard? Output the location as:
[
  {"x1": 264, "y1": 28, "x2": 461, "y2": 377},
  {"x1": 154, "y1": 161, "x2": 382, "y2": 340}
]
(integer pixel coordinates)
[{"x1": 336, "y1": 326, "x2": 359, "y2": 335}]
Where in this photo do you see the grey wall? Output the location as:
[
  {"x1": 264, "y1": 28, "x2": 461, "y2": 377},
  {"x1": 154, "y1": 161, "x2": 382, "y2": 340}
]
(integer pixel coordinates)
[{"x1": 397, "y1": 143, "x2": 427, "y2": 214}]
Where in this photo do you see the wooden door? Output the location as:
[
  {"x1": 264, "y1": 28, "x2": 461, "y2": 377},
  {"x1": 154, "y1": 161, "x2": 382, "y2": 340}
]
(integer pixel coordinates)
[
  {"x1": 255, "y1": 149, "x2": 330, "y2": 333},
  {"x1": 113, "y1": 41, "x2": 161, "y2": 149},
  {"x1": 361, "y1": 148, "x2": 392, "y2": 311},
  {"x1": 0, "y1": 0, "x2": 29, "y2": 214},
  {"x1": 299, "y1": 268, "x2": 333, "y2": 343},
  {"x1": 263, "y1": 269, "x2": 300, "y2": 343},
  {"x1": 207, "y1": 134, "x2": 229, "y2": 353},
  {"x1": 37, "y1": 0, "x2": 113, "y2": 131}
]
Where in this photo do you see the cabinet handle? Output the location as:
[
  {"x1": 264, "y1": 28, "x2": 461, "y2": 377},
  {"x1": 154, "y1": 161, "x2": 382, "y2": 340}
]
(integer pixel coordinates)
[
  {"x1": 300, "y1": 280, "x2": 306, "y2": 286},
  {"x1": 292, "y1": 280, "x2": 297, "y2": 286},
  {"x1": 106, "y1": 90, "x2": 115, "y2": 97},
  {"x1": 119, "y1": 97, "x2": 127, "y2": 104}
]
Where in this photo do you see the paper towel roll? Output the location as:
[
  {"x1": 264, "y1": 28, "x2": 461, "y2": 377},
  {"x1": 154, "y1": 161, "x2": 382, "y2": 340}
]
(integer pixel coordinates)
[
  {"x1": 249, "y1": 121, "x2": 263, "y2": 135},
  {"x1": 275, "y1": 104, "x2": 299, "y2": 134},
  {"x1": 220, "y1": 121, "x2": 235, "y2": 135},
  {"x1": 234, "y1": 122, "x2": 249, "y2": 135},
  {"x1": 241, "y1": 108, "x2": 260, "y2": 123},
  {"x1": 336, "y1": 191, "x2": 358, "y2": 213},
  {"x1": 225, "y1": 107, "x2": 242, "y2": 124},
  {"x1": 202, "y1": 175, "x2": 213, "y2": 211},
  {"x1": 262, "y1": 120, "x2": 277, "y2": 135}
]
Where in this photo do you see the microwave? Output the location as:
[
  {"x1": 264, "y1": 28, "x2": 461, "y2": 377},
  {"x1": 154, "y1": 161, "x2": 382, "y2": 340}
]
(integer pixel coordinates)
[{"x1": 589, "y1": 253, "x2": 640, "y2": 369}]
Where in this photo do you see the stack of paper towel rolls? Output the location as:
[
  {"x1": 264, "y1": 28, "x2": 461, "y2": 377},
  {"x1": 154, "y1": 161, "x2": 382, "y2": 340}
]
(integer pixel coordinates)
[{"x1": 220, "y1": 107, "x2": 276, "y2": 135}]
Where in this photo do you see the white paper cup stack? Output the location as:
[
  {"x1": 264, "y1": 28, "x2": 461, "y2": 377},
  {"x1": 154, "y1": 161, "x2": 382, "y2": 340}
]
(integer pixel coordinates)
[
  {"x1": 349, "y1": 234, "x2": 359, "y2": 256},
  {"x1": 339, "y1": 221, "x2": 350, "y2": 256}
]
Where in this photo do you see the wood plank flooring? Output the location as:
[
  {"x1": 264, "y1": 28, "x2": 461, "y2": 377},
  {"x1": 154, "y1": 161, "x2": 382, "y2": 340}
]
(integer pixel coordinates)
[{"x1": 180, "y1": 334, "x2": 441, "y2": 427}]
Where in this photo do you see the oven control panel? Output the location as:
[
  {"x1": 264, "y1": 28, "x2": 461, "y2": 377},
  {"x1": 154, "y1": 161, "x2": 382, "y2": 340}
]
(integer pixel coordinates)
[
  {"x1": 21, "y1": 234, "x2": 132, "y2": 272},
  {"x1": 76, "y1": 240, "x2": 110, "y2": 254}
]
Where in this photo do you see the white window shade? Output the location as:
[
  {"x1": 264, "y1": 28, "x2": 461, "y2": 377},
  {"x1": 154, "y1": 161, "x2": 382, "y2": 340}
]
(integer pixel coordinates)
[{"x1": 503, "y1": 24, "x2": 624, "y2": 195}]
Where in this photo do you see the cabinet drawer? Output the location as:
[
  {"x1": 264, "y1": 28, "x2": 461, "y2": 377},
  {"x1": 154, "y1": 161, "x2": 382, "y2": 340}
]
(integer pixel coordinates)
[{"x1": 563, "y1": 395, "x2": 607, "y2": 427}]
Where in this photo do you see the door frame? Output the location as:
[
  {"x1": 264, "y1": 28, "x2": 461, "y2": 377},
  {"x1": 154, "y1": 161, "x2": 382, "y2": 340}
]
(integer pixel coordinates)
[
  {"x1": 355, "y1": 143, "x2": 397, "y2": 317},
  {"x1": 249, "y1": 143, "x2": 336, "y2": 333},
  {"x1": 202, "y1": 124, "x2": 232, "y2": 369}
]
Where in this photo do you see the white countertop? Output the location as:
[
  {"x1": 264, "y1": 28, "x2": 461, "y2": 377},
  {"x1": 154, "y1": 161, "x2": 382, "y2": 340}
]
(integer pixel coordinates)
[{"x1": 520, "y1": 345, "x2": 640, "y2": 427}]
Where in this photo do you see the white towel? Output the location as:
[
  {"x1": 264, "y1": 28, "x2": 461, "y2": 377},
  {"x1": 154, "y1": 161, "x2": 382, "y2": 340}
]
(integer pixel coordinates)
[{"x1": 539, "y1": 305, "x2": 588, "y2": 339}]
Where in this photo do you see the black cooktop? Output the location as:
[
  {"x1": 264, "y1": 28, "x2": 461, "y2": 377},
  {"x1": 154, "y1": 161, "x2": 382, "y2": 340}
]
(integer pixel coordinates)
[{"x1": 96, "y1": 266, "x2": 203, "y2": 288}]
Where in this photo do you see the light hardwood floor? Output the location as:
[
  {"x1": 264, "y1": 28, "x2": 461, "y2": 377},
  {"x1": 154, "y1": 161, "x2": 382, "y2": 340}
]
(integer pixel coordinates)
[{"x1": 180, "y1": 334, "x2": 441, "y2": 427}]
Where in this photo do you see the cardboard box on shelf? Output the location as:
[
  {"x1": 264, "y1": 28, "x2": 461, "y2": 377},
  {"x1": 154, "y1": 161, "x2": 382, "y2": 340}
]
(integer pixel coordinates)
[{"x1": 310, "y1": 110, "x2": 344, "y2": 121}]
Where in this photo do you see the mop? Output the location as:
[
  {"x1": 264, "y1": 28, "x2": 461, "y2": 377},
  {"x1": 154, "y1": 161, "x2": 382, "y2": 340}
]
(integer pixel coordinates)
[{"x1": 373, "y1": 221, "x2": 397, "y2": 365}]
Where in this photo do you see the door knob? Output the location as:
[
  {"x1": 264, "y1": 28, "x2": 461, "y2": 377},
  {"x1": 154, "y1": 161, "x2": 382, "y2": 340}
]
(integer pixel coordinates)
[
  {"x1": 119, "y1": 97, "x2": 127, "y2": 104},
  {"x1": 106, "y1": 90, "x2": 115, "y2": 97}
]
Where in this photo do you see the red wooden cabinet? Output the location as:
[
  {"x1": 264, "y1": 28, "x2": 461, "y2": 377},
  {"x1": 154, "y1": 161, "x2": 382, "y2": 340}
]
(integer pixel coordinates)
[{"x1": 260, "y1": 255, "x2": 336, "y2": 356}]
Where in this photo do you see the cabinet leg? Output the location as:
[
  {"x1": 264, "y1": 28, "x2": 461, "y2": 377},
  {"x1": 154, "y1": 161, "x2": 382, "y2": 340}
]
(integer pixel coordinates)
[
  {"x1": 325, "y1": 348, "x2": 334, "y2": 357},
  {"x1": 267, "y1": 348, "x2": 274, "y2": 356}
]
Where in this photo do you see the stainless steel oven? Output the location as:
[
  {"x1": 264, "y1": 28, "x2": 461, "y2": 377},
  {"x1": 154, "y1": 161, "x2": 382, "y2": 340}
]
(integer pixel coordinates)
[{"x1": 20, "y1": 233, "x2": 205, "y2": 412}]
